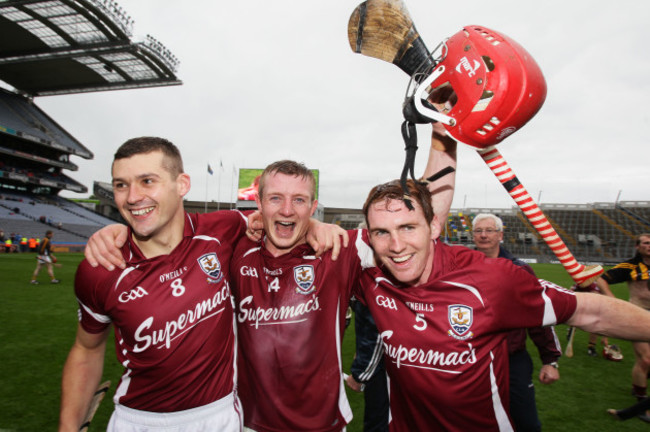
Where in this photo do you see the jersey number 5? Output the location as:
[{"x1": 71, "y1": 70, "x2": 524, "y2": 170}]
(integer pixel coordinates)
[{"x1": 414, "y1": 313, "x2": 427, "y2": 331}]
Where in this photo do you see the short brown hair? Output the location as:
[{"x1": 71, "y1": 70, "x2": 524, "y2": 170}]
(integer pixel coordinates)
[
  {"x1": 363, "y1": 179, "x2": 434, "y2": 227},
  {"x1": 258, "y1": 160, "x2": 316, "y2": 200},
  {"x1": 113, "y1": 137, "x2": 184, "y2": 177},
  {"x1": 637, "y1": 234, "x2": 650, "y2": 246}
]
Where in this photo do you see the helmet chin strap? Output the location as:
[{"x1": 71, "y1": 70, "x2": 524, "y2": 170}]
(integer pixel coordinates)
[
  {"x1": 399, "y1": 119, "x2": 455, "y2": 211},
  {"x1": 399, "y1": 120, "x2": 418, "y2": 210}
]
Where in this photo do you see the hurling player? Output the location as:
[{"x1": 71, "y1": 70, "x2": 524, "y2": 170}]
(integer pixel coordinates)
[{"x1": 354, "y1": 180, "x2": 650, "y2": 431}]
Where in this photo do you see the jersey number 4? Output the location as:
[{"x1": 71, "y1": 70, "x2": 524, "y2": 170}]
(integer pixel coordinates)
[{"x1": 267, "y1": 277, "x2": 280, "y2": 293}]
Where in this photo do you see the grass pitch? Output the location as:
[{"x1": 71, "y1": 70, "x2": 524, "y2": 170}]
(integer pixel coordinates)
[{"x1": 0, "y1": 254, "x2": 646, "y2": 431}]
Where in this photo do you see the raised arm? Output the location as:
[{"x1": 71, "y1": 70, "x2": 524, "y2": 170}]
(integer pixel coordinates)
[
  {"x1": 421, "y1": 122, "x2": 457, "y2": 236},
  {"x1": 59, "y1": 325, "x2": 111, "y2": 432}
]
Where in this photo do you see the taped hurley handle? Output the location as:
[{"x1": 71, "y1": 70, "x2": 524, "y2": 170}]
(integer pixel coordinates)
[{"x1": 477, "y1": 146, "x2": 603, "y2": 286}]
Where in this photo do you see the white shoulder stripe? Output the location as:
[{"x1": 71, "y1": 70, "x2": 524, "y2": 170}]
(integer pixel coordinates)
[
  {"x1": 236, "y1": 210, "x2": 248, "y2": 226},
  {"x1": 356, "y1": 229, "x2": 376, "y2": 269},
  {"x1": 243, "y1": 246, "x2": 261, "y2": 258},
  {"x1": 186, "y1": 213, "x2": 196, "y2": 233},
  {"x1": 115, "y1": 266, "x2": 138, "y2": 290},
  {"x1": 442, "y1": 281, "x2": 485, "y2": 307},
  {"x1": 78, "y1": 299, "x2": 111, "y2": 324},
  {"x1": 538, "y1": 279, "x2": 562, "y2": 325},
  {"x1": 193, "y1": 234, "x2": 222, "y2": 245},
  {"x1": 374, "y1": 276, "x2": 396, "y2": 289}
]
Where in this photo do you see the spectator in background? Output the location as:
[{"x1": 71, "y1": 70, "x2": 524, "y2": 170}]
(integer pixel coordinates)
[
  {"x1": 472, "y1": 213, "x2": 561, "y2": 432},
  {"x1": 30, "y1": 230, "x2": 59, "y2": 284},
  {"x1": 5, "y1": 235, "x2": 13, "y2": 253},
  {"x1": 28, "y1": 237, "x2": 36, "y2": 252}
]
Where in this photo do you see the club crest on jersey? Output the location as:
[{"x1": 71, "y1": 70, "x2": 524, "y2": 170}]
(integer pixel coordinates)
[
  {"x1": 293, "y1": 265, "x2": 315, "y2": 294},
  {"x1": 197, "y1": 253, "x2": 223, "y2": 282},
  {"x1": 447, "y1": 304, "x2": 474, "y2": 340}
]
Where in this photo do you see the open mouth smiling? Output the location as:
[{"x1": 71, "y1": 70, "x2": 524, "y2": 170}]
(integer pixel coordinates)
[
  {"x1": 392, "y1": 254, "x2": 412, "y2": 264},
  {"x1": 131, "y1": 207, "x2": 154, "y2": 216}
]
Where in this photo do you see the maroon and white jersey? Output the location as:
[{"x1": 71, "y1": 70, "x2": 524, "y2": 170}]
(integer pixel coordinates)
[
  {"x1": 75, "y1": 211, "x2": 248, "y2": 412},
  {"x1": 356, "y1": 240, "x2": 577, "y2": 432},
  {"x1": 230, "y1": 229, "x2": 368, "y2": 432}
]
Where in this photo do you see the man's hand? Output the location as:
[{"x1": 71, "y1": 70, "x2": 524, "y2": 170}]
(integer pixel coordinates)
[
  {"x1": 84, "y1": 224, "x2": 128, "y2": 270},
  {"x1": 431, "y1": 121, "x2": 457, "y2": 152},
  {"x1": 246, "y1": 211, "x2": 263, "y2": 242},
  {"x1": 306, "y1": 220, "x2": 349, "y2": 260},
  {"x1": 539, "y1": 364, "x2": 560, "y2": 384},
  {"x1": 345, "y1": 374, "x2": 364, "y2": 392}
]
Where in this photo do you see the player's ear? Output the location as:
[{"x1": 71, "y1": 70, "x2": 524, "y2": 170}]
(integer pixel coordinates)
[
  {"x1": 177, "y1": 173, "x2": 191, "y2": 197},
  {"x1": 309, "y1": 199, "x2": 318, "y2": 217},
  {"x1": 254, "y1": 191, "x2": 262, "y2": 211},
  {"x1": 430, "y1": 215, "x2": 441, "y2": 240}
]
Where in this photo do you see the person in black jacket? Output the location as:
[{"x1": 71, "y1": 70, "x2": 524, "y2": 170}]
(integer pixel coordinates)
[
  {"x1": 473, "y1": 213, "x2": 562, "y2": 432},
  {"x1": 346, "y1": 297, "x2": 389, "y2": 432}
]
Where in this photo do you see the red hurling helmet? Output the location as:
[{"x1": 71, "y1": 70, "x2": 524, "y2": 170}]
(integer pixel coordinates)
[{"x1": 408, "y1": 25, "x2": 547, "y2": 148}]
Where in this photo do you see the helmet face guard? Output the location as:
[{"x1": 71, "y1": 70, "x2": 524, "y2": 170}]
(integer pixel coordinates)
[{"x1": 407, "y1": 25, "x2": 547, "y2": 148}]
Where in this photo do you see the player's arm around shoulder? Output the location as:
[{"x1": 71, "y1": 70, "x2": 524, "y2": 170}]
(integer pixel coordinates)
[
  {"x1": 84, "y1": 223, "x2": 128, "y2": 271},
  {"x1": 305, "y1": 219, "x2": 349, "y2": 260}
]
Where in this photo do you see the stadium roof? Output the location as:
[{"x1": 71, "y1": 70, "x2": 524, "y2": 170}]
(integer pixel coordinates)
[{"x1": 0, "y1": 0, "x2": 181, "y2": 96}]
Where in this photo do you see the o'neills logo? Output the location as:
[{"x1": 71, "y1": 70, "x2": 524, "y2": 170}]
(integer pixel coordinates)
[
  {"x1": 132, "y1": 284, "x2": 230, "y2": 353},
  {"x1": 380, "y1": 330, "x2": 477, "y2": 372},
  {"x1": 405, "y1": 301, "x2": 434, "y2": 313},
  {"x1": 237, "y1": 294, "x2": 320, "y2": 328}
]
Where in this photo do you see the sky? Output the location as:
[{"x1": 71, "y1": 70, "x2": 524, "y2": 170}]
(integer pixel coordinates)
[{"x1": 33, "y1": 0, "x2": 650, "y2": 210}]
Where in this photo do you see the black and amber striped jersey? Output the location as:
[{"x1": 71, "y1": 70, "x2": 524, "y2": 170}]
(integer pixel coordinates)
[{"x1": 602, "y1": 255, "x2": 650, "y2": 285}]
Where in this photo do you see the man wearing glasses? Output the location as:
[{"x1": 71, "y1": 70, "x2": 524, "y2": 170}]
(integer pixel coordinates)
[{"x1": 472, "y1": 213, "x2": 561, "y2": 432}]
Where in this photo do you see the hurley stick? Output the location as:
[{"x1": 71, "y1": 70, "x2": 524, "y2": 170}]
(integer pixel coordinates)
[
  {"x1": 477, "y1": 146, "x2": 602, "y2": 286},
  {"x1": 79, "y1": 380, "x2": 111, "y2": 432},
  {"x1": 565, "y1": 326, "x2": 576, "y2": 358}
]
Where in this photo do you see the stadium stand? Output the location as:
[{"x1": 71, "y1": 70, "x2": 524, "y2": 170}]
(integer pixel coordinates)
[
  {"x1": 0, "y1": 191, "x2": 116, "y2": 244},
  {"x1": 0, "y1": 0, "x2": 182, "y2": 249}
]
